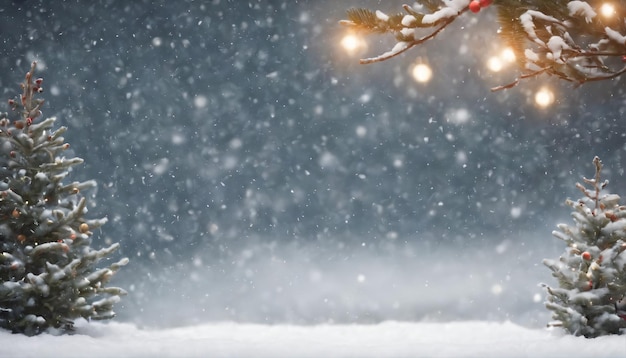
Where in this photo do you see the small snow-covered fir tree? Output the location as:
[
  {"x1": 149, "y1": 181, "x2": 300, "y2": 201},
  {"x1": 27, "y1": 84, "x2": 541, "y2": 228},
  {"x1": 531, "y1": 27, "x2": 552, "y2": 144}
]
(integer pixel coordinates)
[
  {"x1": 543, "y1": 157, "x2": 626, "y2": 337},
  {"x1": 340, "y1": 0, "x2": 626, "y2": 90},
  {"x1": 0, "y1": 62, "x2": 128, "y2": 336}
]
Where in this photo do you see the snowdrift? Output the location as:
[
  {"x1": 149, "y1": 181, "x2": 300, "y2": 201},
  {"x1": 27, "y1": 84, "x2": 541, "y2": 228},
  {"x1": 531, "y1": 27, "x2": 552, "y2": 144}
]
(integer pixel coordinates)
[{"x1": 2, "y1": 320, "x2": 625, "y2": 358}]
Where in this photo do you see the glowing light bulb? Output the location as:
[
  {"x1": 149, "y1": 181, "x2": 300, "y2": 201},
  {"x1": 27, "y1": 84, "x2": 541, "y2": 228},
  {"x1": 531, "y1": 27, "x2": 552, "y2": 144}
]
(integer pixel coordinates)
[
  {"x1": 600, "y1": 3, "x2": 616, "y2": 17},
  {"x1": 487, "y1": 47, "x2": 516, "y2": 72},
  {"x1": 487, "y1": 57, "x2": 503, "y2": 72},
  {"x1": 501, "y1": 47, "x2": 516, "y2": 63},
  {"x1": 534, "y1": 87, "x2": 555, "y2": 108},
  {"x1": 412, "y1": 63, "x2": 433, "y2": 83},
  {"x1": 340, "y1": 34, "x2": 365, "y2": 54}
]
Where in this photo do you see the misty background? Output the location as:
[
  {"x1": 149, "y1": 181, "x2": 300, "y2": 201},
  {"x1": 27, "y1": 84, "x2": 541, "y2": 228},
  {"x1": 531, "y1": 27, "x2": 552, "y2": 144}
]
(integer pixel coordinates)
[{"x1": 1, "y1": 0, "x2": 625, "y2": 328}]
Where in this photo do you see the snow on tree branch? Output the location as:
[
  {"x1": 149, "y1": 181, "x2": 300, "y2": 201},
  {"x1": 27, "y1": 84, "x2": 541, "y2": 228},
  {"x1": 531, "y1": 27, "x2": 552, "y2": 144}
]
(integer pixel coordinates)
[
  {"x1": 0, "y1": 62, "x2": 128, "y2": 336},
  {"x1": 340, "y1": 1, "x2": 626, "y2": 91}
]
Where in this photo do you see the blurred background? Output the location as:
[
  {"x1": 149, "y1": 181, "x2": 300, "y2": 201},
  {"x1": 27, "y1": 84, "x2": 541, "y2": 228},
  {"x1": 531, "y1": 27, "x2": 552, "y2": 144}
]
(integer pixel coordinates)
[{"x1": 1, "y1": 0, "x2": 625, "y2": 329}]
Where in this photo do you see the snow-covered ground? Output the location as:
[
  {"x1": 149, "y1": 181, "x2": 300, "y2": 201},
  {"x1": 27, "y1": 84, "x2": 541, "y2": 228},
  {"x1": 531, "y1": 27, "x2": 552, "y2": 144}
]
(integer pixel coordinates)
[
  {"x1": 2, "y1": 234, "x2": 623, "y2": 357},
  {"x1": 5, "y1": 238, "x2": 624, "y2": 358},
  {"x1": 3, "y1": 320, "x2": 625, "y2": 358}
]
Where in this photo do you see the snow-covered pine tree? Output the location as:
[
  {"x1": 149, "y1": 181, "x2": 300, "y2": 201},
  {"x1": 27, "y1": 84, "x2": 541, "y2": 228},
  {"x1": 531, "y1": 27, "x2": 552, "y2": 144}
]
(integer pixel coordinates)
[
  {"x1": 0, "y1": 62, "x2": 128, "y2": 336},
  {"x1": 340, "y1": 0, "x2": 626, "y2": 90},
  {"x1": 543, "y1": 157, "x2": 626, "y2": 337}
]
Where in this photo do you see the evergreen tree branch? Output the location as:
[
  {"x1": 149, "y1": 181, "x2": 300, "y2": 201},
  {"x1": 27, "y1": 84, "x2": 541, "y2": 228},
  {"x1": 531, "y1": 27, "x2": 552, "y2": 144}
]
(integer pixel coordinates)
[
  {"x1": 340, "y1": 1, "x2": 626, "y2": 90},
  {"x1": 0, "y1": 62, "x2": 128, "y2": 336},
  {"x1": 544, "y1": 157, "x2": 626, "y2": 337}
]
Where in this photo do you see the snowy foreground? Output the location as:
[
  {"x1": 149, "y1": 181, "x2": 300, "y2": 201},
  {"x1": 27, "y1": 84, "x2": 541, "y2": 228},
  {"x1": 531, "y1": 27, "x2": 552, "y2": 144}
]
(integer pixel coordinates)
[{"x1": 2, "y1": 320, "x2": 625, "y2": 358}]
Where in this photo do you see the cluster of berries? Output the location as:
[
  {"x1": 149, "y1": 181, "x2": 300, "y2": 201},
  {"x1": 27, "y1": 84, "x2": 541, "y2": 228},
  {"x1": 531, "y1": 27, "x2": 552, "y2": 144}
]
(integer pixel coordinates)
[
  {"x1": 469, "y1": 0, "x2": 492, "y2": 13},
  {"x1": 7, "y1": 62, "x2": 44, "y2": 127}
]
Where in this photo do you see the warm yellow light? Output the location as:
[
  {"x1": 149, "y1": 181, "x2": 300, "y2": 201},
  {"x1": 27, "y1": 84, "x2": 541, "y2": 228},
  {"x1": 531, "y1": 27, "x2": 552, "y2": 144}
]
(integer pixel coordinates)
[
  {"x1": 535, "y1": 87, "x2": 555, "y2": 108},
  {"x1": 487, "y1": 57, "x2": 503, "y2": 72},
  {"x1": 600, "y1": 3, "x2": 616, "y2": 17},
  {"x1": 412, "y1": 63, "x2": 433, "y2": 83},
  {"x1": 501, "y1": 47, "x2": 516, "y2": 63},
  {"x1": 486, "y1": 47, "x2": 516, "y2": 72},
  {"x1": 340, "y1": 34, "x2": 365, "y2": 54}
]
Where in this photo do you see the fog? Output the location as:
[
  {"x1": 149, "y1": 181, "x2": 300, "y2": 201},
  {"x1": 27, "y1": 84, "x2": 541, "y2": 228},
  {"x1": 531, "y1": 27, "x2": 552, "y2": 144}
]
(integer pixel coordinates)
[{"x1": 1, "y1": 0, "x2": 625, "y2": 331}]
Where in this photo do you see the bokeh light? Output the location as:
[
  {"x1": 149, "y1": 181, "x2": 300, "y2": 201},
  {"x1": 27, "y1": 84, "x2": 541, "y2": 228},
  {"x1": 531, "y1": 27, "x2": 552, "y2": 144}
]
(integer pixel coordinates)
[
  {"x1": 487, "y1": 47, "x2": 516, "y2": 73},
  {"x1": 600, "y1": 3, "x2": 616, "y2": 17},
  {"x1": 501, "y1": 48, "x2": 516, "y2": 63},
  {"x1": 534, "y1": 87, "x2": 555, "y2": 108},
  {"x1": 411, "y1": 63, "x2": 433, "y2": 83},
  {"x1": 340, "y1": 34, "x2": 367, "y2": 55},
  {"x1": 487, "y1": 57, "x2": 503, "y2": 72}
]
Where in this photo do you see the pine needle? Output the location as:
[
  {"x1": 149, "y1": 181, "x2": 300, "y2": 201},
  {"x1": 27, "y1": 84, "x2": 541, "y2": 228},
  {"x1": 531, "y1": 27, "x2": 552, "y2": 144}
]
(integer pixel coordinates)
[{"x1": 343, "y1": 8, "x2": 405, "y2": 33}]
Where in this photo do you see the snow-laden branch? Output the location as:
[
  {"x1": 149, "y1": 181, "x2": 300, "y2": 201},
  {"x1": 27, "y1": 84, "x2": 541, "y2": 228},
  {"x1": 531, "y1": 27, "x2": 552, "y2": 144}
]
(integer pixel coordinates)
[{"x1": 340, "y1": 1, "x2": 626, "y2": 90}]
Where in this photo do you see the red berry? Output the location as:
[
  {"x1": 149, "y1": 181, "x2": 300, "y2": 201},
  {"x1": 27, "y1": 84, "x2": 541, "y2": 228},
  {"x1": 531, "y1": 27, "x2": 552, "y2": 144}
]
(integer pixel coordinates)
[
  {"x1": 479, "y1": 0, "x2": 492, "y2": 7},
  {"x1": 469, "y1": 1, "x2": 481, "y2": 13},
  {"x1": 582, "y1": 251, "x2": 592, "y2": 261},
  {"x1": 35, "y1": 78, "x2": 43, "y2": 86}
]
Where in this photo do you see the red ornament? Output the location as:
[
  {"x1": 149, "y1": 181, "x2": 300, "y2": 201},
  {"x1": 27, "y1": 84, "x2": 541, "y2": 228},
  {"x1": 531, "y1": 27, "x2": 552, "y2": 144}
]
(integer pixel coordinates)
[
  {"x1": 479, "y1": 0, "x2": 492, "y2": 7},
  {"x1": 582, "y1": 251, "x2": 592, "y2": 261},
  {"x1": 469, "y1": 0, "x2": 481, "y2": 13}
]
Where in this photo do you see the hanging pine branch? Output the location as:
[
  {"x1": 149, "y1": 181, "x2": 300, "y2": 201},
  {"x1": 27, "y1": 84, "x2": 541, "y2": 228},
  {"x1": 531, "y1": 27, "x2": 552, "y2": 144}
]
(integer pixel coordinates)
[{"x1": 340, "y1": 0, "x2": 626, "y2": 90}]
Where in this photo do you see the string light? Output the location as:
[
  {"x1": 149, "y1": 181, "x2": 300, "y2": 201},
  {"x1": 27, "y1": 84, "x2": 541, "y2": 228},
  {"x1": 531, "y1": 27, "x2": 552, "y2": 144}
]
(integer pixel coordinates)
[
  {"x1": 411, "y1": 62, "x2": 433, "y2": 83},
  {"x1": 486, "y1": 47, "x2": 516, "y2": 73},
  {"x1": 600, "y1": 3, "x2": 616, "y2": 18},
  {"x1": 501, "y1": 48, "x2": 516, "y2": 63},
  {"x1": 534, "y1": 87, "x2": 555, "y2": 108},
  {"x1": 340, "y1": 34, "x2": 366, "y2": 55},
  {"x1": 487, "y1": 57, "x2": 503, "y2": 72}
]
